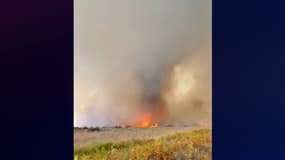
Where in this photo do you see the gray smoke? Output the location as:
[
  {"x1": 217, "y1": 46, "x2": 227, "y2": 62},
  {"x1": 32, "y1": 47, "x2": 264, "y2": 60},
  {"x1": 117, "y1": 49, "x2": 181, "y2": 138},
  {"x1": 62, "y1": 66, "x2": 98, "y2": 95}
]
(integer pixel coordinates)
[{"x1": 74, "y1": 0, "x2": 211, "y2": 127}]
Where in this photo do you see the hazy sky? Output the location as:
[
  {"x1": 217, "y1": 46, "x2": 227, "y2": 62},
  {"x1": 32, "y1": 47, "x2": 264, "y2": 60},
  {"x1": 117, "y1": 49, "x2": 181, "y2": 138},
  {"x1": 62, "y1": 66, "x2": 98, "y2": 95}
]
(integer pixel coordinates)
[{"x1": 74, "y1": 0, "x2": 211, "y2": 127}]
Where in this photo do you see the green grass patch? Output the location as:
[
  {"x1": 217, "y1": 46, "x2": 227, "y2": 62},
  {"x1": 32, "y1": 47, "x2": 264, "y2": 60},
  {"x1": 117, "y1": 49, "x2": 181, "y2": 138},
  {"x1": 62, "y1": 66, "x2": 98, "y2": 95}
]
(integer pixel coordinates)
[{"x1": 74, "y1": 129, "x2": 211, "y2": 160}]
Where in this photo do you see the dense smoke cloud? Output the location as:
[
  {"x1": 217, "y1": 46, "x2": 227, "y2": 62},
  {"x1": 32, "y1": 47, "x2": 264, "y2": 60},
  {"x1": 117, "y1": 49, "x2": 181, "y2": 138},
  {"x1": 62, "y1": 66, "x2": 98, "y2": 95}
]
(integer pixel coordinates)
[{"x1": 74, "y1": 0, "x2": 211, "y2": 127}]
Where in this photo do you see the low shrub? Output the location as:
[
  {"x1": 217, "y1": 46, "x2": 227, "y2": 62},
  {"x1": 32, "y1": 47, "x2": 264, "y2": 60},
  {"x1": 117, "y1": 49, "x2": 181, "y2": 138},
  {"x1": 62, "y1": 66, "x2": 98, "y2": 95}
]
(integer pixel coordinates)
[{"x1": 74, "y1": 129, "x2": 212, "y2": 160}]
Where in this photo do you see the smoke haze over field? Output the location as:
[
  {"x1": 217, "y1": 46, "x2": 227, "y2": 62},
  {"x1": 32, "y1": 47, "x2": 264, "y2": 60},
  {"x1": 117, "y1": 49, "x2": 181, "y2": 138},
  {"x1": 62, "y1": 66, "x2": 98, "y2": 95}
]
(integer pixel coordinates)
[{"x1": 74, "y1": 0, "x2": 211, "y2": 127}]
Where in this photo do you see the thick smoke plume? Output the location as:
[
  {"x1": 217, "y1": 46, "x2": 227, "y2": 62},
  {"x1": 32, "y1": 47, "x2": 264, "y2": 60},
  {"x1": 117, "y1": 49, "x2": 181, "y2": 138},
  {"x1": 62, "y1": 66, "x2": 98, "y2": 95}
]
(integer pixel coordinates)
[{"x1": 74, "y1": 0, "x2": 211, "y2": 127}]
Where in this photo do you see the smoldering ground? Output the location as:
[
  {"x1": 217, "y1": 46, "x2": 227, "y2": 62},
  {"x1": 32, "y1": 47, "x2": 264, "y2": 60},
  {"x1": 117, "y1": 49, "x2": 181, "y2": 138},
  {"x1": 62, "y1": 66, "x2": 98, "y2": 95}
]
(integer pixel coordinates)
[{"x1": 74, "y1": 0, "x2": 211, "y2": 127}]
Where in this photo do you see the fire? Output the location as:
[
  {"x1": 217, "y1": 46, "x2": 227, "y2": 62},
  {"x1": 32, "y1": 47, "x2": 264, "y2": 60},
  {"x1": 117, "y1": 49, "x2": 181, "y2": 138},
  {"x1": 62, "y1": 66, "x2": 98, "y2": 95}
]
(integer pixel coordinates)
[
  {"x1": 118, "y1": 112, "x2": 158, "y2": 128},
  {"x1": 132, "y1": 112, "x2": 158, "y2": 128},
  {"x1": 151, "y1": 123, "x2": 158, "y2": 128},
  {"x1": 137, "y1": 112, "x2": 152, "y2": 128}
]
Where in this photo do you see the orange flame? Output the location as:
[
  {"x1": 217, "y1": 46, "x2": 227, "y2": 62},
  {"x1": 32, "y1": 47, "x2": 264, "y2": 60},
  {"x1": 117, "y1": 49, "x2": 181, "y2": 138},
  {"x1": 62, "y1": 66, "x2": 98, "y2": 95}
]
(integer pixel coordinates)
[
  {"x1": 131, "y1": 112, "x2": 157, "y2": 128},
  {"x1": 151, "y1": 123, "x2": 158, "y2": 128},
  {"x1": 139, "y1": 112, "x2": 152, "y2": 128}
]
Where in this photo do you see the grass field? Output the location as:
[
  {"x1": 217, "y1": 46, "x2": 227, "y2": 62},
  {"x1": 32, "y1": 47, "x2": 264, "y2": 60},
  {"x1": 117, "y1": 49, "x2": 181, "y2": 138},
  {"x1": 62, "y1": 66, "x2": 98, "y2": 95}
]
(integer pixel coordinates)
[{"x1": 74, "y1": 128, "x2": 211, "y2": 160}]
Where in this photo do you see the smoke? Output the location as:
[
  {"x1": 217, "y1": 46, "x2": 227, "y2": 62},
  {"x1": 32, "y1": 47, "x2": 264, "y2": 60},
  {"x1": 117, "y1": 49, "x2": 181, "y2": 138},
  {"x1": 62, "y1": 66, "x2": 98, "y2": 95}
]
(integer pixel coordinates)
[{"x1": 74, "y1": 0, "x2": 211, "y2": 127}]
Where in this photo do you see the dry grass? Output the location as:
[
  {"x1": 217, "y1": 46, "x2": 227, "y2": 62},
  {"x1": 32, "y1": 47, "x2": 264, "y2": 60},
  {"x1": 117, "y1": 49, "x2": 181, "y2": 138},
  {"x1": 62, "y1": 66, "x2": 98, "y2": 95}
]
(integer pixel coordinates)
[
  {"x1": 74, "y1": 129, "x2": 211, "y2": 160},
  {"x1": 74, "y1": 126, "x2": 203, "y2": 149}
]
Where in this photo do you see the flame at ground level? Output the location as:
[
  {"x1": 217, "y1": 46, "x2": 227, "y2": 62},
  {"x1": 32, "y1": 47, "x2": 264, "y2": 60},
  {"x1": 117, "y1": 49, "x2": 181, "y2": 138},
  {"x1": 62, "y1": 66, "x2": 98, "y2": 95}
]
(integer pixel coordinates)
[
  {"x1": 120, "y1": 112, "x2": 158, "y2": 128},
  {"x1": 137, "y1": 112, "x2": 152, "y2": 128}
]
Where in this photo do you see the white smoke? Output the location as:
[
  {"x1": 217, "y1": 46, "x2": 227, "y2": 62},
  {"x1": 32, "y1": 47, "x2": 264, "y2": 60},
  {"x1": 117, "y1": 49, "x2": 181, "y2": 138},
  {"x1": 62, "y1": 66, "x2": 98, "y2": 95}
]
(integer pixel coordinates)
[{"x1": 74, "y1": 0, "x2": 211, "y2": 127}]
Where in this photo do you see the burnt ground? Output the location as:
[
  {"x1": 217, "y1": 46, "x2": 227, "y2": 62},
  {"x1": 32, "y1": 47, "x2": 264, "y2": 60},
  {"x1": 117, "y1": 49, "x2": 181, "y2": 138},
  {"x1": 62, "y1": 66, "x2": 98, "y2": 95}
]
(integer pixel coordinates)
[{"x1": 74, "y1": 125, "x2": 206, "y2": 149}]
